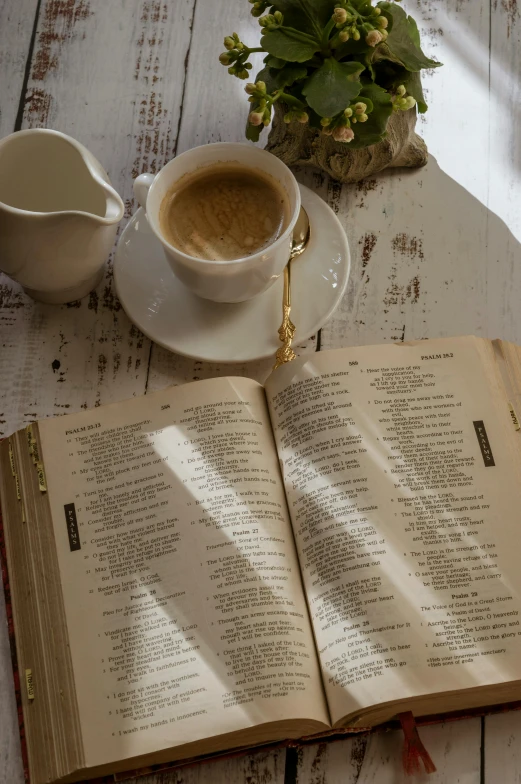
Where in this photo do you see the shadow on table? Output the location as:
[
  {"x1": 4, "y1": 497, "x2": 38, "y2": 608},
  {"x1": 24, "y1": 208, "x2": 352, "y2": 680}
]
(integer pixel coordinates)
[{"x1": 314, "y1": 153, "x2": 521, "y2": 348}]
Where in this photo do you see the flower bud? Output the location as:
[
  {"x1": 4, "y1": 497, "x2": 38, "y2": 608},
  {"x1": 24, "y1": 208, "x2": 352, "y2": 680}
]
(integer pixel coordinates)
[
  {"x1": 393, "y1": 96, "x2": 409, "y2": 111},
  {"x1": 297, "y1": 111, "x2": 309, "y2": 124},
  {"x1": 373, "y1": 6, "x2": 381, "y2": 14},
  {"x1": 396, "y1": 84, "x2": 406, "y2": 96},
  {"x1": 403, "y1": 96, "x2": 417, "y2": 109},
  {"x1": 379, "y1": 28, "x2": 388, "y2": 40},
  {"x1": 344, "y1": 107, "x2": 353, "y2": 118},
  {"x1": 320, "y1": 117, "x2": 332, "y2": 126},
  {"x1": 249, "y1": 111, "x2": 264, "y2": 126},
  {"x1": 224, "y1": 36, "x2": 235, "y2": 50},
  {"x1": 274, "y1": 10, "x2": 283, "y2": 22},
  {"x1": 338, "y1": 29, "x2": 350, "y2": 42},
  {"x1": 245, "y1": 83, "x2": 256, "y2": 95},
  {"x1": 333, "y1": 7, "x2": 348, "y2": 24},
  {"x1": 283, "y1": 112, "x2": 293, "y2": 124},
  {"x1": 358, "y1": 113, "x2": 368, "y2": 122},
  {"x1": 219, "y1": 52, "x2": 232, "y2": 65},
  {"x1": 354, "y1": 102, "x2": 367, "y2": 114},
  {"x1": 352, "y1": 28, "x2": 361, "y2": 40},
  {"x1": 228, "y1": 65, "x2": 236, "y2": 75},
  {"x1": 332, "y1": 125, "x2": 355, "y2": 142},
  {"x1": 256, "y1": 80, "x2": 266, "y2": 93},
  {"x1": 366, "y1": 29, "x2": 383, "y2": 46},
  {"x1": 259, "y1": 13, "x2": 279, "y2": 28},
  {"x1": 237, "y1": 68, "x2": 249, "y2": 79},
  {"x1": 377, "y1": 15, "x2": 388, "y2": 27}
]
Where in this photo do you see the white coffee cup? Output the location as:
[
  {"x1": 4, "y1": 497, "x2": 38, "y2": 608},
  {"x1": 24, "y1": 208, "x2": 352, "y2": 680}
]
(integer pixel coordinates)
[{"x1": 133, "y1": 143, "x2": 301, "y2": 303}]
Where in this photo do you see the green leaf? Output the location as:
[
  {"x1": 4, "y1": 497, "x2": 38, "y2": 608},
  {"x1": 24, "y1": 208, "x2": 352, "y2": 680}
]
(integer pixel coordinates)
[
  {"x1": 349, "y1": 81, "x2": 393, "y2": 148},
  {"x1": 273, "y1": 63, "x2": 308, "y2": 88},
  {"x1": 378, "y1": 2, "x2": 442, "y2": 71},
  {"x1": 364, "y1": 52, "x2": 376, "y2": 81},
  {"x1": 245, "y1": 121, "x2": 262, "y2": 142},
  {"x1": 302, "y1": 58, "x2": 364, "y2": 117},
  {"x1": 370, "y1": 42, "x2": 407, "y2": 69},
  {"x1": 254, "y1": 66, "x2": 278, "y2": 95},
  {"x1": 273, "y1": 0, "x2": 336, "y2": 35},
  {"x1": 261, "y1": 28, "x2": 320, "y2": 63},
  {"x1": 265, "y1": 55, "x2": 287, "y2": 68},
  {"x1": 407, "y1": 14, "x2": 421, "y2": 48},
  {"x1": 333, "y1": 38, "x2": 371, "y2": 60}
]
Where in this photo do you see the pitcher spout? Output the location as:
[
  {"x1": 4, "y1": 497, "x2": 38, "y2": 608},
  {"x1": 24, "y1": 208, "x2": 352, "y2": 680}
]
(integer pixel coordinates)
[
  {"x1": 0, "y1": 128, "x2": 124, "y2": 224},
  {"x1": 91, "y1": 179, "x2": 125, "y2": 225},
  {"x1": 0, "y1": 128, "x2": 124, "y2": 303}
]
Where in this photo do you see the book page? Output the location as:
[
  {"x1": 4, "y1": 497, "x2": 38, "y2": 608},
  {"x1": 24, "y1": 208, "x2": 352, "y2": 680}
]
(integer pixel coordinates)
[
  {"x1": 38, "y1": 377, "x2": 328, "y2": 768},
  {"x1": 266, "y1": 338, "x2": 521, "y2": 725}
]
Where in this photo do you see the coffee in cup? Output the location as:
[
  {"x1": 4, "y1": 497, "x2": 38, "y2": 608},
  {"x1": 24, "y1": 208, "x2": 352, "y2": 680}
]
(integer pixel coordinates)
[
  {"x1": 158, "y1": 162, "x2": 290, "y2": 261},
  {"x1": 133, "y1": 142, "x2": 301, "y2": 303}
]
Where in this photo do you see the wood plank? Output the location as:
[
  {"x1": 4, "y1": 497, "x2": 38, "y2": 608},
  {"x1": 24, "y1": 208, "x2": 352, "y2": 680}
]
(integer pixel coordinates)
[
  {"x1": 484, "y1": 711, "x2": 521, "y2": 783},
  {"x1": 295, "y1": 720, "x2": 482, "y2": 783},
  {"x1": 413, "y1": 0, "x2": 491, "y2": 204},
  {"x1": 175, "y1": 0, "x2": 265, "y2": 152},
  {"x1": 146, "y1": 335, "x2": 318, "y2": 392},
  {"x1": 486, "y1": 0, "x2": 521, "y2": 339},
  {"x1": 293, "y1": 736, "x2": 369, "y2": 784},
  {"x1": 0, "y1": 0, "x2": 197, "y2": 439},
  {"x1": 318, "y1": 0, "x2": 499, "y2": 352},
  {"x1": 0, "y1": 0, "x2": 38, "y2": 136},
  {"x1": 119, "y1": 748, "x2": 286, "y2": 784},
  {"x1": 0, "y1": 578, "x2": 24, "y2": 784}
]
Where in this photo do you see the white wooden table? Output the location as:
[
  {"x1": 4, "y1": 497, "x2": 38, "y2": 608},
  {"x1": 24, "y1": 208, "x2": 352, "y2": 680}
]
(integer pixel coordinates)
[{"x1": 1, "y1": 0, "x2": 521, "y2": 781}]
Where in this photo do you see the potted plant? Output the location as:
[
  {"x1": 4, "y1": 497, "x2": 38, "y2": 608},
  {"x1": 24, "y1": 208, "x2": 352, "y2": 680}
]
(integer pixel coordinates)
[{"x1": 219, "y1": 0, "x2": 441, "y2": 183}]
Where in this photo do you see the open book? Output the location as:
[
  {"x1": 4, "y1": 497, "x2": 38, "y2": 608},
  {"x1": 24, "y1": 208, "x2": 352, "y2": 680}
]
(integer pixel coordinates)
[{"x1": 2, "y1": 336, "x2": 521, "y2": 784}]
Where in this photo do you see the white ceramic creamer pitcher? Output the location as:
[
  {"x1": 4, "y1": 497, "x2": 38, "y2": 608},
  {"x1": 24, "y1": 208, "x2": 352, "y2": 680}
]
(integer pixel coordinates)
[{"x1": 0, "y1": 129, "x2": 124, "y2": 303}]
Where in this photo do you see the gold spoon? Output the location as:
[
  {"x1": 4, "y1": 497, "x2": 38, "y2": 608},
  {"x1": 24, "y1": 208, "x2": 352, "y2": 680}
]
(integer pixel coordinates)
[{"x1": 273, "y1": 207, "x2": 311, "y2": 370}]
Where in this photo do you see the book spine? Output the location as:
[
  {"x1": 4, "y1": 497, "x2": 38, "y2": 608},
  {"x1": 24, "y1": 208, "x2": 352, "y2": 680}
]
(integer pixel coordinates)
[{"x1": 0, "y1": 500, "x2": 31, "y2": 784}]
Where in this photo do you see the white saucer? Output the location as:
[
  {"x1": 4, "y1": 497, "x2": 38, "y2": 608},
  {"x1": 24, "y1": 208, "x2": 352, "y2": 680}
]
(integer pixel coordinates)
[{"x1": 114, "y1": 184, "x2": 350, "y2": 364}]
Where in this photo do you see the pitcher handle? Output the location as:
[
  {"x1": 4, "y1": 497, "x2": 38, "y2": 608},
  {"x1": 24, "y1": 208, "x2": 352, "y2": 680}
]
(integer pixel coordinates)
[{"x1": 133, "y1": 173, "x2": 156, "y2": 212}]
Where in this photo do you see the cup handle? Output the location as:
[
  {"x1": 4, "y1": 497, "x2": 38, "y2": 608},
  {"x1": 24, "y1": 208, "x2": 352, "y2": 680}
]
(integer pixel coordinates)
[{"x1": 133, "y1": 172, "x2": 156, "y2": 211}]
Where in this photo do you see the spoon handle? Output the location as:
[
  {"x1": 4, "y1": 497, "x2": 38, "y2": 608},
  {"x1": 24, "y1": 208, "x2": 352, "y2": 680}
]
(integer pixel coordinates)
[{"x1": 273, "y1": 263, "x2": 296, "y2": 370}]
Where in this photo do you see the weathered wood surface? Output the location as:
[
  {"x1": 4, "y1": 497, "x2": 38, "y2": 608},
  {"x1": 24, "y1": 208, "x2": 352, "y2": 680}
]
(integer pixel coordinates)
[
  {"x1": 0, "y1": 0, "x2": 38, "y2": 136},
  {"x1": 294, "y1": 719, "x2": 482, "y2": 783},
  {"x1": 119, "y1": 748, "x2": 286, "y2": 784},
  {"x1": 1, "y1": 0, "x2": 521, "y2": 782},
  {"x1": 484, "y1": 711, "x2": 521, "y2": 783},
  {"x1": 320, "y1": 0, "x2": 521, "y2": 353}
]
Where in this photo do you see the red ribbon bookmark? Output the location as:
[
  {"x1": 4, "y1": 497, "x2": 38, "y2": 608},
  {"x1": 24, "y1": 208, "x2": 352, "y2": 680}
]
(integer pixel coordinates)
[{"x1": 397, "y1": 712, "x2": 437, "y2": 775}]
